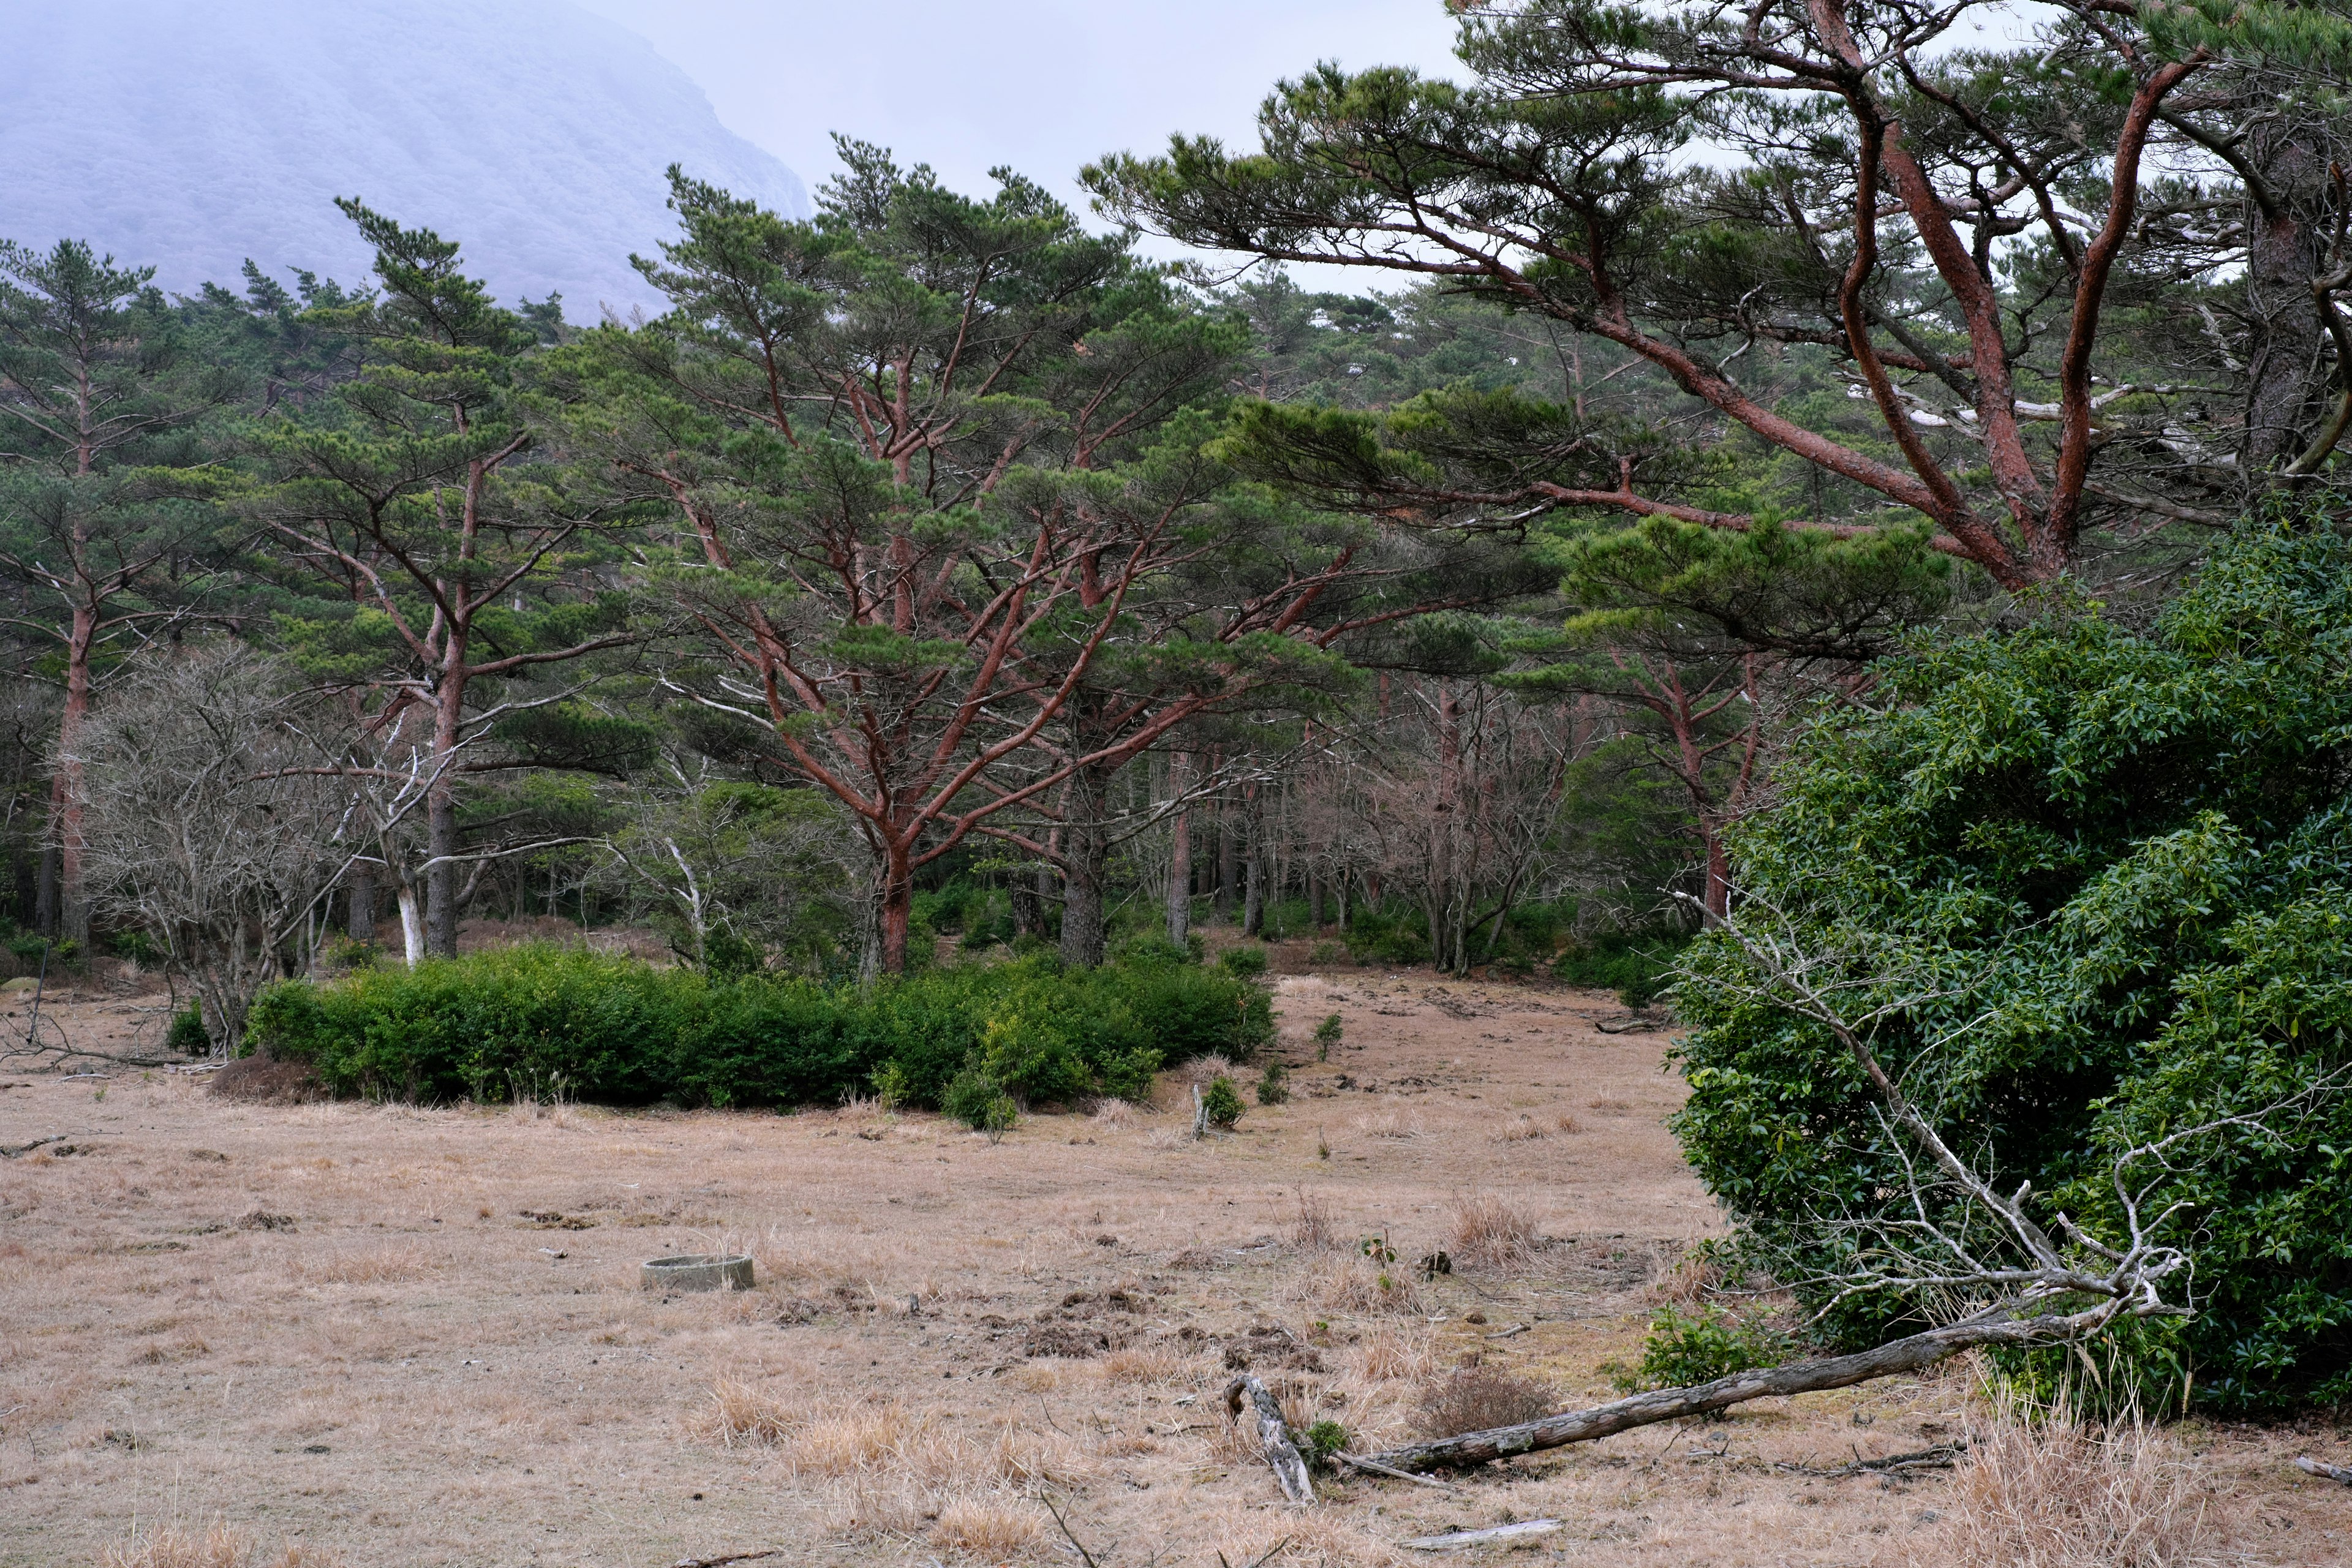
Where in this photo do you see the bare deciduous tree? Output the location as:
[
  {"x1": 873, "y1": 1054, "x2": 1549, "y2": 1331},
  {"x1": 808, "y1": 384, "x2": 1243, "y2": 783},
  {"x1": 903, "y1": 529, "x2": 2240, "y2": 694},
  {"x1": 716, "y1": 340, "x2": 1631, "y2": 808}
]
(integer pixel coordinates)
[{"x1": 69, "y1": 645, "x2": 366, "y2": 1053}]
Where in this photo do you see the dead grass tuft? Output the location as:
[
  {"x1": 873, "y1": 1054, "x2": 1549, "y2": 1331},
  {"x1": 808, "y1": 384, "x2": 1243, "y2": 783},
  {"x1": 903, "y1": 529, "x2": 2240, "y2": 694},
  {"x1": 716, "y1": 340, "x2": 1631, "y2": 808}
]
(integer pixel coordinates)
[
  {"x1": 1447, "y1": 1191, "x2": 1540, "y2": 1268},
  {"x1": 1918, "y1": 1398, "x2": 2223, "y2": 1568},
  {"x1": 1087, "y1": 1098, "x2": 1138, "y2": 1131},
  {"x1": 1646, "y1": 1242, "x2": 1724, "y2": 1307},
  {"x1": 1356, "y1": 1321, "x2": 1436, "y2": 1384},
  {"x1": 704, "y1": 1374, "x2": 794, "y2": 1447},
  {"x1": 788, "y1": 1399, "x2": 944, "y2": 1479},
  {"x1": 1098, "y1": 1346, "x2": 1180, "y2": 1385},
  {"x1": 1289, "y1": 1186, "x2": 1338, "y2": 1251},
  {"x1": 1493, "y1": 1113, "x2": 1545, "y2": 1142},
  {"x1": 1297, "y1": 1252, "x2": 1425, "y2": 1316},
  {"x1": 929, "y1": 1494, "x2": 1044, "y2": 1556},
  {"x1": 1413, "y1": 1365, "x2": 1555, "y2": 1439},
  {"x1": 100, "y1": 1523, "x2": 344, "y2": 1568},
  {"x1": 1178, "y1": 1054, "x2": 1236, "y2": 1086},
  {"x1": 292, "y1": 1243, "x2": 434, "y2": 1284}
]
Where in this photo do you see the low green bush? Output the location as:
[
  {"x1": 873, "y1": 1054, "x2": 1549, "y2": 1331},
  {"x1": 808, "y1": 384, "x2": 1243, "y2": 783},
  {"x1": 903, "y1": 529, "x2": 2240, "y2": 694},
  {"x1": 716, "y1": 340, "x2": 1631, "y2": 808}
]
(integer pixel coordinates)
[
  {"x1": 1216, "y1": 945, "x2": 1268, "y2": 978},
  {"x1": 1201, "y1": 1074, "x2": 1245, "y2": 1128},
  {"x1": 1551, "y1": 925, "x2": 1688, "y2": 1008},
  {"x1": 245, "y1": 944, "x2": 1269, "y2": 1112},
  {"x1": 1621, "y1": 1306, "x2": 1789, "y2": 1393},
  {"x1": 1343, "y1": 904, "x2": 1431, "y2": 966}
]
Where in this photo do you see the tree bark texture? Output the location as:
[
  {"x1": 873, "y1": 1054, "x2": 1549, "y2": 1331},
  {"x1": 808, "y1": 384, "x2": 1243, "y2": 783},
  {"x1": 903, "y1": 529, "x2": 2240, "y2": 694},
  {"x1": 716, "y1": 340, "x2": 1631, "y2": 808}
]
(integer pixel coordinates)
[{"x1": 1224, "y1": 1374, "x2": 1314, "y2": 1504}]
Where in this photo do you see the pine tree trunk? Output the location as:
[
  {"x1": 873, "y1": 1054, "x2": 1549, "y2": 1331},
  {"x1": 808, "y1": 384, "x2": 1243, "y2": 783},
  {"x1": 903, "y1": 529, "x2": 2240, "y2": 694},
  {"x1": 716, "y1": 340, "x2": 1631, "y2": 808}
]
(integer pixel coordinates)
[
  {"x1": 51, "y1": 601, "x2": 96, "y2": 948},
  {"x1": 1166, "y1": 752, "x2": 1192, "y2": 947},
  {"x1": 1241, "y1": 784, "x2": 1264, "y2": 937},
  {"x1": 2242, "y1": 124, "x2": 2330, "y2": 471},
  {"x1": 1217, "y1": 791, "x2": 1238, "y2": 922},
  {"x1": 424, "y1": 663, "x2": 468, "y2": 959},
  {"x1": 1060, "y1": 760, "x2": 1112, "y2": 970}
]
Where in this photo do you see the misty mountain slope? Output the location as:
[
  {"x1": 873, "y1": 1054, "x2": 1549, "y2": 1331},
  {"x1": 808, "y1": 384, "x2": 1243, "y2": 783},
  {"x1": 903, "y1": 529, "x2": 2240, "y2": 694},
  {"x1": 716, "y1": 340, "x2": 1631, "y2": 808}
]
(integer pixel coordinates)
[{"x1": 0, "y1": 0, "x2": 807, "y2": 312}]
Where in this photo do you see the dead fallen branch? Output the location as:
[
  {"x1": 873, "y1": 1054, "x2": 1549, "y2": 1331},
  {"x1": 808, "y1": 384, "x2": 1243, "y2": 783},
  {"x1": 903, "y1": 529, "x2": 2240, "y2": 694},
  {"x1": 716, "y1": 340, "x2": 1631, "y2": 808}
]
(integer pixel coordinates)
[
  {"x1": 2296, "y1": 1455, "x2": 2352, "y2": 1485},
  {"x1": 1400, "y1": 1519, "x2": 1562, "y2": 1551},
  {"x1": 1224, "y1": 1373, "x2": 1314, "y2": 1503},
  {"x1": 1362, "y1": 1310, "x2": 2110, "y2": 1472},
  {"x1": 0, "y1": 1134, "x2": 71, "y2": 1159},
  {"x1": 1333, "y1": 1452, "x2": 1460, "y2": 1490},
  {"x1": 1775, "y1": 1441, "x2": 1966, "y2": 1479},
  {"x1": 665, "y1": 1551, "x2": 780, "y2": 1568}
]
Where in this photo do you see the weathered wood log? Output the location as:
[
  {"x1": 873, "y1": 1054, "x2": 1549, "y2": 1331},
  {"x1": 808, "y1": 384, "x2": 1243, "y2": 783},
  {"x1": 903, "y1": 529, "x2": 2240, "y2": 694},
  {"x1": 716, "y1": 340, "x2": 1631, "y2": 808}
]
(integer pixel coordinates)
[
  {"x1": 1400, "y1": 1519, "x2": 1562, "y2": 1551},
  {"x1": 1224, "y1": 1373, "x2": 1314, "y2": 1503},
  {"x1": 1333, "y1": 1451, "x2": 1458, "y2": 1490},
  {"x1": 1363, "y1": 1310, "x2": 2091, "y2": 1472},
  {"x1": 2296, "y1": 1455, "x2": 2352, "y2": 1485}
]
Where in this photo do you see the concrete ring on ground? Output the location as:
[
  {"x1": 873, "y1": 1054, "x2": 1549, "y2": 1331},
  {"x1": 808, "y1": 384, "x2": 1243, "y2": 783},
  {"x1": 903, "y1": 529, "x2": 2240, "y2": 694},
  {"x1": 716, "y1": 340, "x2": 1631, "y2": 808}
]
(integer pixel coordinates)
[{"x1": 640, "y1": 1253, "x2": 754, "y2": 1292}]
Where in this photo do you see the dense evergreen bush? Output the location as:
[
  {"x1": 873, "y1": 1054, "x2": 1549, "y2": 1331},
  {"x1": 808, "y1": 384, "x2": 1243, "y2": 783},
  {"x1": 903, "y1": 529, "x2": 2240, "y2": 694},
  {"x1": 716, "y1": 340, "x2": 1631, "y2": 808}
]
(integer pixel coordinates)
[
  {"x1": 246, "y1": 944, "x2": 1268, "y2": 1112},
  {"x1": 1551, "y1": 924, "x2": 1688, "y2": 1007},
  {"x1": 1673, "y1": 526, "x2": 2352, "y2": 1412}
]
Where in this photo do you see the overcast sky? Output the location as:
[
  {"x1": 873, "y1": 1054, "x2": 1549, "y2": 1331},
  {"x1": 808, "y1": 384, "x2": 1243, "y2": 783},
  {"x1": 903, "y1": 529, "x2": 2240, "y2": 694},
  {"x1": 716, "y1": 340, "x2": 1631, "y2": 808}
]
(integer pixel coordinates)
[{"x1": 572, "y1": 0, "x2": 1469, "y2": 277}]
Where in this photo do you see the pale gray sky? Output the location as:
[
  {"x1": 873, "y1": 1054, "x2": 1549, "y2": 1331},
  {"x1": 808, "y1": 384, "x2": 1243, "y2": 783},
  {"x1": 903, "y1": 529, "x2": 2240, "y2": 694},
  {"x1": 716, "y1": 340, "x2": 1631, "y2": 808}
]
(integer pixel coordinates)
[{"x1": 573, "y1": 0, "x2": 1468, "y2": 273}]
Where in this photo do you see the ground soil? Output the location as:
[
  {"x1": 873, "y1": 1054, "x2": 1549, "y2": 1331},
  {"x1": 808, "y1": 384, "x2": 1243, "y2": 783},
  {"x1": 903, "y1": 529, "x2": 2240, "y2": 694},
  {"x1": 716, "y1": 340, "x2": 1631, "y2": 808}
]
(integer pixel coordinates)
[{"x1": 2, "y1": 967, "x2": 2347, "y2": 1566}]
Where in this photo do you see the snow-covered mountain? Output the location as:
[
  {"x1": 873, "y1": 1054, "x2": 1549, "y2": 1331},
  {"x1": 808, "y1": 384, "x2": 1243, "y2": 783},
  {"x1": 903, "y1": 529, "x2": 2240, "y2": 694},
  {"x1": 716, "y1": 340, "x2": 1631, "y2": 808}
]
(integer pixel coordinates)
[{"x1": 0, "y1": 0, "x2": 807, "y2": 314}]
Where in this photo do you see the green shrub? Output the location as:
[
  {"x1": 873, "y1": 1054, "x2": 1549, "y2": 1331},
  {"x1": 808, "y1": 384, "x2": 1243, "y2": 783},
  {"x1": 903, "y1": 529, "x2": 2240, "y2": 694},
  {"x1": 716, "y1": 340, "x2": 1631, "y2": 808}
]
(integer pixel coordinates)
[
  {"x1": 1300, "y1": 1418, "x2": 1350, "y2": 1468},
  {"x1": 942, "y1": 1062, "x2": 1017, "y2": 1137},
  {"x1": 1344, "y1": 905, "x2": 1430, "y2": 966},
  {"x1": 1551, "y1": 925, "x2": 1687, "y2": 1008},
  {"x1": 1202, "y1": 1074, "x2": 1244, "y2": 1128},
  {"x1": 1257, "y1": 1058, "x2": 1289, "y2": 1104},
  {"x1": 1314, "y1": 1012, "x2": 1343, "y2": 1060},
  {"x1": 244, "y1": 943, "x2": 1262, "y2": 1114},
  {"x1": 1674, "y1": 524, "x2": 2352, "y2": 1414},
  {"x1": 167, "y1": 1003, "x2": 211, "y2": 1057},
  {"x1": 1216, "y1": 945, "x2": 1268, "y2": 978},
  {"x1": 1624, "y1": 1306, "x2": 1788, "y2": 1393}
]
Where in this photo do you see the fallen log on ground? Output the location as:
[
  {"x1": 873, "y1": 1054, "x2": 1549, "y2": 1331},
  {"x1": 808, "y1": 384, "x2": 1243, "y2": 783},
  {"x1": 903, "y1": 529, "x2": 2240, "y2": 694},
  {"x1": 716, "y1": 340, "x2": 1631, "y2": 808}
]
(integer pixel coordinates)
[
  {"x1": 2296, "y1": 1455, "x2": 2352, "y2": 1485},
  {"x1": 1400, "y1": 1519, "x2": 1561, "y2": 1551},
  {"x1": 1361, "y1": 1309, "x2": 2105, "y2": 1473},
  {"x1": 1224, "y1": 1373, "x2": 1314, "y2": 1503}
]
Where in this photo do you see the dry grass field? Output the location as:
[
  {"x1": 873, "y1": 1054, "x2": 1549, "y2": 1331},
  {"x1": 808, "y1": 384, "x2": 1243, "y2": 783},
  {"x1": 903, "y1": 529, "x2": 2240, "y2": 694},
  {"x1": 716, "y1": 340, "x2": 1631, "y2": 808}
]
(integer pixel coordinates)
[{"x1": 2, "y1": 968, "x2": 2348, "y2": 1566}]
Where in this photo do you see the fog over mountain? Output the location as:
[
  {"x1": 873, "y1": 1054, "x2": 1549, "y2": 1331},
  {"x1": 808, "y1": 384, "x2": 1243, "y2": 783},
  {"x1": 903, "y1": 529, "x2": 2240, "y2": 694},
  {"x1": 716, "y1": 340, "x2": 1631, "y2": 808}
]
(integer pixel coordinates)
[{"x1": 0, "y1": 0, "x2": 807, "y2": 312}]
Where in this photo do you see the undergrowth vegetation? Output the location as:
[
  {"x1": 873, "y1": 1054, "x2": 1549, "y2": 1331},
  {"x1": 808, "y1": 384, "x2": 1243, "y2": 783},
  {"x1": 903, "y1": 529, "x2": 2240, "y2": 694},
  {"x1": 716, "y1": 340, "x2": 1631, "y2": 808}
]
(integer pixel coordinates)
[{"x1": 246, "y1": 943, "x2": 1268, "y2": 1111}]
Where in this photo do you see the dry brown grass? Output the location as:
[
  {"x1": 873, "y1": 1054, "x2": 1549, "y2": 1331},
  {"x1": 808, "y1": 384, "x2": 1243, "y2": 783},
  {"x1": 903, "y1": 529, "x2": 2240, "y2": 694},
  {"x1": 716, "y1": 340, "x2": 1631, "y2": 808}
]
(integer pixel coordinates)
[
  {"x1": 100, "y1": 1523, "x2": 342, "y2": 1568},
  {"x1": 1356, "y1": 1321, "x2": 1437, "y2": 1384},
  {"x1": 288, "y1": 1243, "x2": 435, "y2": 1285},
  {"x1": 703, "y1": 1374, "x2": 794, "y2": 1447},
  {"x1": 1918, "y1": 1400, "x2": 2225, "y2": 1568},
  {"x1": 1493, "y1": 1112, "x2": 1546, "y2": 1142},
  {"x1": 1290, "y1": 1185, "x2": 1338, "y2": 1250},
  {"x1": 1447, "y1": 1190, "x2": 1540, "y2": 1268},
  {"x1": 1098, "y1": 1346, "x2": 1181, "y2": 1385},
  {"x1": 2, "y1": 970, "x2": 2305, "y2": 1568},
  {"x1": 929, "y1": 1494, "x2": 1044, "y2": 1557},
  {"x1": 1296, "y1": 1251, "x2": 1426, "y2": 1316}
]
